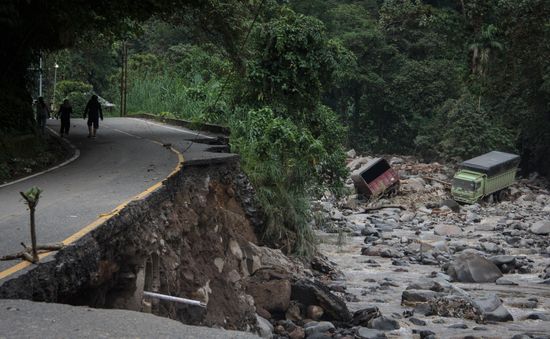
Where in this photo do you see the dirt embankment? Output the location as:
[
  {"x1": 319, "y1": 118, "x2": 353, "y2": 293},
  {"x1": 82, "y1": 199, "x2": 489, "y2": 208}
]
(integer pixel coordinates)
[{"x1": 0, "y1": 159, "x2": 268, "y2": 330}]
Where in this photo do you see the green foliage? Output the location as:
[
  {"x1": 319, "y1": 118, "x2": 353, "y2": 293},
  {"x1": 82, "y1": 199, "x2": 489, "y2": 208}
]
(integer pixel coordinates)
[
  {"x1": 124, "y1": 73, "x2": 225, "y2": 123},
  {"x1": 418, "y1": 93, "x2": 516, "y2": 161},
  {"x1": 55, "y1": 80, "x2": 93, "y2": 115},
  {"x1": 22, "y1": 186, "x2": 42, "y2": 205},
  {"x1": 229, "y1": 106, "x2": 345, "y2": 256}
]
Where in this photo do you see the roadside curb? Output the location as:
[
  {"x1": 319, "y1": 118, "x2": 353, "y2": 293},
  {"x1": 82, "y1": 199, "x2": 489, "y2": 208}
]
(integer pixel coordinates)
[
  {"x1": 0, "y1": 127, "x2": 80, "y2": 189},
  {"x1": 129, "y1": 113, "x2": 230, "y2": 136}
]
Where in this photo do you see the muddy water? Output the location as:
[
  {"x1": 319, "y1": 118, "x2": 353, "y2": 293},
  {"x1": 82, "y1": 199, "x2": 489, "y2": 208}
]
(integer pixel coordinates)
[{"x1": 318, "y1": 232, "x2": 550, "y2": 338}]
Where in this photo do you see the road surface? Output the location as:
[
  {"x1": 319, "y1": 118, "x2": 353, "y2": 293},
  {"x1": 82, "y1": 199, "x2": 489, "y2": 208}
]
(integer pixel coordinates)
[
  {"x1": 0, "y1": 299, "x2": 258, "y2": 338},
  {"x1": 0, "y1": 117, "x2": 235, "y2": 276}
]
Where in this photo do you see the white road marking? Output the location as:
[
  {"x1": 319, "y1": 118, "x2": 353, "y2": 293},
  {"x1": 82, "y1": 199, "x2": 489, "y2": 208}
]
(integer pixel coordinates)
[
  {"x1": 0, "y1": 127, "x2": 80, "y2": 189},
  {"x1": 128, "y1": 118, "x2": 215, "y2": 139}
]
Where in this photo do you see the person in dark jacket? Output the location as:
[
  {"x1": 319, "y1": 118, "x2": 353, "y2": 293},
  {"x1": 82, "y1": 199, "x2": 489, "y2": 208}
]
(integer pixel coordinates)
[
  {"x1": 83, "y1": 95, "x2": 103, "y2": 138},
  {"x1": 35, "y1": 96, "x2": 50, "y2": 135},
  {"x1": 57, "y1": 99, "x2": 72, "y2": 137}
]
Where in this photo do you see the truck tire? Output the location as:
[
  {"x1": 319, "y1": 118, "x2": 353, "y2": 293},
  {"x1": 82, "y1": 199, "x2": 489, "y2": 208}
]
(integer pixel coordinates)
[{"x1": 497, "y1": 188, "x2": 510, "y2": 202}]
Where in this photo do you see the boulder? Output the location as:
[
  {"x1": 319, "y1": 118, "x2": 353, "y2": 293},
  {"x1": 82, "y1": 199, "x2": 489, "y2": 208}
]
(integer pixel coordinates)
[
  {"x1": 368, "y1": 315, "x2": 400, "y2": 331},
  {"x1": 473, "y1": 294, "x2": 513, "y2": 322},
  {"x1": 530, "y1": 221, "x2": 550, "y2": 235},
  {"x1": 446, "y1": 252, "x2": 503, "y2": 283},
  {"x1": 285, "y1": 301, "x2": 302, "y2": 322},
  {"x1": 351, "y1": 306, "x2": 381, "y2": 326},
  {"x1": 291, "y1": 279, "x2": 351, "y2": 322},
  {"x1": 303, "y1": 321, "x2": 335, "y2": 336},
  {"x1": 256, "y1": 314, "x2": 274, "y2": 338},
  {"x1": 475, "y1": 216, "x2": 501, "y2": 231},
  {"x1": 434, "y1": 224, "x2": 462, "y2": 237},
  {"x1": 439, "y1": 199, "x2": 460, "y2": 212},
  {"x1": 407, "y1": 318, "x2": 425, "y2": 327},
  {"x1": 401, "y1": 290, "x2": 440, "y2": 305},
  {"x1": 247, "y1": 278, "x2": 291, "y2": 313}
]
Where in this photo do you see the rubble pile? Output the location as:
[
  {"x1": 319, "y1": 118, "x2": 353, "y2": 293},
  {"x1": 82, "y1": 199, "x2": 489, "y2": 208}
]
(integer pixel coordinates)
[{"x1": 303, "y1": 153, "x2": 550, "y2": 338}]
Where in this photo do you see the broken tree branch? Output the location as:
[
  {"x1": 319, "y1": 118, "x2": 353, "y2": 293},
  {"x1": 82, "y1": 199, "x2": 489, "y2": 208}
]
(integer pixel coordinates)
[
  {"x1": 422, "y1": 176, "x2": 451, "y2": 187},
  {"x1": 364, "y1": 204, "x2": 406, "y2": 212}
]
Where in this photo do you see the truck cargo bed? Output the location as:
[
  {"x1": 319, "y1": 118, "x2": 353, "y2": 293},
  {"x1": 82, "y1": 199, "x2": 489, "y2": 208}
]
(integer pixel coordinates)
[{"x1": 461, "y1": 151, "x2": 520, "y2": 176}]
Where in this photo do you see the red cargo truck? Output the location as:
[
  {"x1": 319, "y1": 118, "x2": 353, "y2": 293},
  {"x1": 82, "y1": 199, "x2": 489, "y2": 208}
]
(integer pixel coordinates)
[{"x1": 351, "y1": 158, "x2": 400, "y2": 197}]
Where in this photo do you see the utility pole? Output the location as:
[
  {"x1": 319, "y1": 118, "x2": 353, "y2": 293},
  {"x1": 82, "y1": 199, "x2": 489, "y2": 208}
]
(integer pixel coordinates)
[
  {"x1": 120, "y1": 41, "x2": 128, "y2": 116},
  {"x1": 38, "y1": 56, "x2": 43, "y2": 97}
]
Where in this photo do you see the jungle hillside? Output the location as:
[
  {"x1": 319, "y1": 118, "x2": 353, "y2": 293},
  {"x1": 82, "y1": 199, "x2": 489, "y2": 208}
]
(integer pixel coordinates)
[{"x1": 1, "y1": 0, "x2": 549, "y2": 255}]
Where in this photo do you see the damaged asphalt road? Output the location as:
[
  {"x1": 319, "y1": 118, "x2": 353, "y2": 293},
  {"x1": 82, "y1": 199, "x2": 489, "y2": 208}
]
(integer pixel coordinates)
[{"x1": 0, "y1": 117, "x2": 232, "y2": 275}]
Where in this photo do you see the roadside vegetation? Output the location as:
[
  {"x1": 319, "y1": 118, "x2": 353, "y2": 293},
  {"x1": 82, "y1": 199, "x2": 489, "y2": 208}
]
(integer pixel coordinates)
[{"x1": 1, "y1": 0, "x2": 549, "y2": 256}]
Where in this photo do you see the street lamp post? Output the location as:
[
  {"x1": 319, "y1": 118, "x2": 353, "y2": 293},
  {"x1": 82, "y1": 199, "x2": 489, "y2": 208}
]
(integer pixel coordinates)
[{"x1": 52, "y1": 62, "x2": 59, "y2": 111}]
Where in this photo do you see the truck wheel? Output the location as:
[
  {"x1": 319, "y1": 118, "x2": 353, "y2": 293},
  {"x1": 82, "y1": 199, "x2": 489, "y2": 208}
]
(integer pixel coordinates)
[{"x1": 497, "y1": 189, "x2": 510, "y2": 202}]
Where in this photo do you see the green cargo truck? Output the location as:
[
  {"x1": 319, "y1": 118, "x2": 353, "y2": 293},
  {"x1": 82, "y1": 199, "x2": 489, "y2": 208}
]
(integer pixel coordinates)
[{"x1": 451, "y1": 151, "x2": 520, "y2": 204}]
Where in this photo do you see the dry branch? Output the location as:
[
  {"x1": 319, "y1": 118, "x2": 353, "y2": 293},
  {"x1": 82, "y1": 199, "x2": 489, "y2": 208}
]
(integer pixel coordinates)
[
  {"x1": 422, "y1": 176, "x2": 451, "y2": 187},
  {"x1": 364, "y1": 204, "x2": 406, "y2": 212}
]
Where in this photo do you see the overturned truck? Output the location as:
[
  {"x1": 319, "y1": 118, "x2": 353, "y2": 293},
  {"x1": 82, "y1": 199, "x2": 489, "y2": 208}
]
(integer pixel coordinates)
[{"x1": 351, "y1": 158, "x2": 400, "y2": 197}]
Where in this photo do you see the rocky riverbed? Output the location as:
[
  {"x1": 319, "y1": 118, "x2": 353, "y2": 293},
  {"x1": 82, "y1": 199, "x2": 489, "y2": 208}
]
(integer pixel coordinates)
[{"x1": 310, "y1": 154, "x2": 550, "y2": 338}]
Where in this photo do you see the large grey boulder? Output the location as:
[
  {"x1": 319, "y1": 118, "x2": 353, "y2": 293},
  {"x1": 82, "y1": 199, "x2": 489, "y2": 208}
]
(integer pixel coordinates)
[
  {"x1": 473, "y1": 294, "x2": 513, "y2": 322},
  {"x1": 291, "y1": 279, "x2": 351, "y2": 322},
  {"x1": 446, "y1": 252, "x2": 503, "y2": 283},
  {"x1": 434, "y1": 224, "x2": 462, "y2": 237},
  {"x1": 530, "y1": 221, "x2": 550, "y2": 235}
]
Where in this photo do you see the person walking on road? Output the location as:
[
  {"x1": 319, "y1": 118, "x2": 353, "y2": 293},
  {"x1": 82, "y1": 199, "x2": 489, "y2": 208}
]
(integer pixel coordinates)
[
  {"x1": 35, "y1": 97, "x2": 50, "y2": 135},
  {"x1": 56, "y1": 99, "x2": 72, "y2": 137},
  {"x1": 83, "y1": 95, "x2": 103, "y2": 138}
]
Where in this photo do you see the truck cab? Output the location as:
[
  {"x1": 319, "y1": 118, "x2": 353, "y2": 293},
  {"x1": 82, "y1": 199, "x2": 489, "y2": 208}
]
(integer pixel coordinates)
[{"x1": 451, "y1": 170, "x2": 484, "y2": 204}]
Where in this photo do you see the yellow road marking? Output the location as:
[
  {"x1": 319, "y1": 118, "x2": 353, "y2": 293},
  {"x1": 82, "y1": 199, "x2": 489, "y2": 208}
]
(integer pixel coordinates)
[{"x1": 0, "y1": 143, "x2": 184, "y2": 281}]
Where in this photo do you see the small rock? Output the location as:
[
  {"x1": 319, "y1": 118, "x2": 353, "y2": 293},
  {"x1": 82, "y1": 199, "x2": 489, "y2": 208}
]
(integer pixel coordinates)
[
  {"x1": 357, "y1": 327, "x2": 387, "y2": 339},
  {"x1": 288, "y1": 326, "x2": 305, "y2": 339},
  {"x1": 368, "y1": 316, "x2": 400, "y2": 331},
  {"x1": 526, "y1": 312, "x2": 550, "y2": 321},
  {"x1": 495, "y1": 277, "x2": 517, "y2": 285},
  {"x1": 399, "y1": 212, "x2": 416, "y2": 223},
  {"x1": 439, "y1": 199, "x2": 460, "y2": 212},
  {"x1": 434, "y1": 224, "x2": 462, "y2": 237},
  {"x1": 412, "y1": 329, "x2": 436, "y2": 339},
  {"x1": 286, "y1": 301, "x2": 302, "y2": 322},
  {"x1": 409, "y1": 317, "x2": 426, "y2": 326},
  {"x1": 351, "y1": 306, "x2": 381, "y2": 326},
  {"x1": 256, "y1": 315, "x2": 274, "y2": 338},
  {"x1": 304, "y1": 321, "x2": 335, "y2": 336},
  {"x1": 307, "y1": 305, "x2": 324, "y2": 321},
  {"x1": 402, "y1": 290, "x2": 439, "y2": 305},
  {"x1": 448, "y1": 323, "x2": 468, "y2": 329}
]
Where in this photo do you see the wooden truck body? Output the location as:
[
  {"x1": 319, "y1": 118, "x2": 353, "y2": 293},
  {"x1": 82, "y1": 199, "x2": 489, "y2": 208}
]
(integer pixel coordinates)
[{"x1": 351, "y1": 158, "x2": 400, "y2": 197}]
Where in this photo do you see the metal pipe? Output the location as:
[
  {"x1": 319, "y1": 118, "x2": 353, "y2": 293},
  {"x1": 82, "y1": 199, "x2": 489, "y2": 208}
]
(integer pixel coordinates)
[{"x1": 143, "y1": 291, "x2": 206, "y2": 307}]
